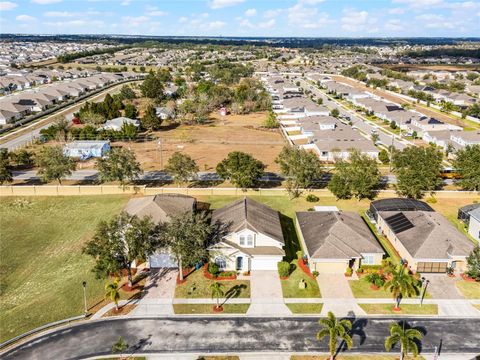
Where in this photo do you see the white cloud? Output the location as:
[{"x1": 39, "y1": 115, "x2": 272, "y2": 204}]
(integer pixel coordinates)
[
  {"x1": 44, "y1": 19, "x2": 104, "y2": 27},
  {"x1": 388, "y1": 7, "x2": 405, "y2": 14},
  {"x1": 122, "y1": 15, "x2": 150, "y2": 27},
  {"x1": 385, "y1": 19, "x2": 404, "y2": 31},
  {"x1": 120, "y1": 0, "x2": 130, "y2": 5},
  {"x1": 287, "y1": 2, "x2": 331, "y2": 29},
  {"x1": 44, "y1": 11, "x2": 74, "y2": 17},
  {"x1": 392, "y1": 0, "x2": 443, "y2": 8},
  {"x1": 341, "y1": 9, "x2": 374, "y2": 32},
  {"x1": 263, "y1": 9, "x2": 282, "y2": 18},
  {"x1": 258, "y1": 19, "x2": 275, "y2": 29},
  {"x1": 0, "y1": 1, "x2": 17, "y2": 10},
  {"x1": 209, "y1": 0, "x2": 244, "y2": 9},
  {"x1": 16, "y1": 14, "x2": 35, "y2": 21},
  {"x1": 179, "y1": 16, "x2": 188, "y2": 23},
  {"x1": 415, "y1": 13, "x2": 455, "y2": 28},
  {"x1": 31, "y1": 0, "x2": 62, "y2": 4},
  {"x1": 245, "y1": 8, "x2": 256, "y2": 17},
  {"x1": 207, "y1": 21, "x2": 227, "y2": 30},
  {"x1": 299, "y1": 0, "x2": 324, "y2": 4}
]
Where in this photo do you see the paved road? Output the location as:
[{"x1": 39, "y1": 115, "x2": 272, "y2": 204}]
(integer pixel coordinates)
[
  {"x1": 296, "y1": 77, "x2": 409, "y2": 150},
  {"x1": 2, "y1": 317, "x2": 479, "y2": 359}
]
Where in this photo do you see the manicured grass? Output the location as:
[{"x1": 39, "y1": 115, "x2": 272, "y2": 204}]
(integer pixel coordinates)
[
  {"x1": 0, "y1": 195, "x2": 129, "y2": 343},
  {"x1": 359, "y1": 303, "x2": 438, "y2": 315},
  {"x1": 281, "y1": 260, "x2": 321, "y2": 298},
  {"x1": 349, "y1": 278, "x2": 430, "y2": 299},
  {"x1": 173, "y1": 304, "x2": 249, "y2": 314},
  {"x1": 174, "y1": 269, "x2": 250, "y2": 299},
  {"x1": 286, "y1": 303, "x2": 323, "y2": 314},
  {"x1": 455, "y1": 280, "x2": 480, "y2": 299}
]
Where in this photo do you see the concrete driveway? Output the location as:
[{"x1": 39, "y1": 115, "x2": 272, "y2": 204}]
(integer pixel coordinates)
[
  {"x1": 317, "y1": 274, "x2": 366, "y2": 317},
  {"x1": 246, "y1": 270, "x2": 290, "y2": 316},
  {"x1": 423, "y1": 274, "x2": 464, "y2": 299},
  {"x1": 131, "y1": 268, "x2": 177, "y2": 316}
]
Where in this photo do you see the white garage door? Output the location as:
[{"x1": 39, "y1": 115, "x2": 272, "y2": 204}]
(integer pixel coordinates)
[
  {"x1": 148, "y1": 251, "x2": 177, "y2": 268},
  {"x1": 251, "y1": 257, "x2": 281, "y2": 271}
]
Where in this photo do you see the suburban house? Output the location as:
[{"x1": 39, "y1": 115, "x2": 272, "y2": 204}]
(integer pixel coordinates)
[
  {"x1": 370, "y1": 198, "x2": 475, "y2": 273},
  {"x1": 458, "y1": 204, "x2": 480, "y2": 242},
  {"x1": 208, "y1": 197, "x2": 285, "y2": 272},
  {"x1": 63, "y1": 140, "x2": 110, "y2": 159},
  {"x1": 295, "y1": 208, "x2": 384, "y2": 274},
  {"x1": 123, "y1": 194, "x2": 197, "y2": 268},
  {"x1": 102, "y1": 116, "x2": 140, "y2": 131}
]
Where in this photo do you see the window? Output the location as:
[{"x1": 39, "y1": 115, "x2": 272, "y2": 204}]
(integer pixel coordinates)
[
  {"x1": 321, "y1": 151, "x2": 328, "y2": 157},
  {"x1": 239, "y1": 235, "x2": 245, "y2": 246},
  {"x1": 247, "y1": 234, "x2": 253, "y2": 246},
  {"x1": 362, "y1": 254, "x2": 374, "y2": 265},
  {"x1": 215, "y1": 256, "x2": 226, "y2": 270}
]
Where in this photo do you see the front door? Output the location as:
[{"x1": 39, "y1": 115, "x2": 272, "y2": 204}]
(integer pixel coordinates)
[{"x1": 236, "y1": 256, "x2": 243, "y2": 271}]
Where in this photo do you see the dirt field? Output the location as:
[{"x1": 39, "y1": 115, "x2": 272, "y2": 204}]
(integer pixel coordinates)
[
  {"x1": 332, "y1": 75, "x2": 477, "y2": 130},
  {"x1": 116, "y1": 111, "x2": 286, "y2": 172}
]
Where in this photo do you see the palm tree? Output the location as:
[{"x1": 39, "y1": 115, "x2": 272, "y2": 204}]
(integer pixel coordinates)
[
  {"x1": 385, "y1": 321, "x2": 422, "y2": 360},
  {"x1": 383, "y1": 265, "x2": 419, "y2": 310},
  {"x1": 317, "y1": 311, "x2": 353, "y2": 360},
  {"x1": 105, "y1": 281, "x2": 121, "y2": 311},
  {"x1": 210, "y1": 282, "x2": 224, "y2": 310}
]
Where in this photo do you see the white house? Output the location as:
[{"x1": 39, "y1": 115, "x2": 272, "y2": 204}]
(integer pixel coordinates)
[
  {"x1": 102, "y1": 117, "x2": 140, "y2": 131},
  {"x1": 208, "y1": 197, "x2": 285, "y2": 272},
  {"x1": 63, "y1": 140, "x2": 110, "y2": 159}
]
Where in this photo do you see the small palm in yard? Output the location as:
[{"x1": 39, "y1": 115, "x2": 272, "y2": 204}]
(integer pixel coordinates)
[
  {"x1": 384, "y1": 265, "x2": 419, "y2": 310},
  {"x1": 385, "y1": 321, "x2": 422, "y2": 360},
  {"x1": 105, "y1": 280, "x2": 121, "y2": 311},
  {"x1": 317, "y1": 311, "x2": 353, "y2": 360},
  {"x1": 210, "y1": 281, "x2": 225, "y2": 311}
]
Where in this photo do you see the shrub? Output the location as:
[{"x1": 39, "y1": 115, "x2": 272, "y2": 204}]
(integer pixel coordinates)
[
  {"x1": 426, "y1": 197, "x2": 437, "y2": 204},
  {"x1": 306, "y1": 194, "x2": 319, "y2": 202},
  {"x1": 345, "y1": 267, "x2": 353, "y2": 276},
  {"x1": 218, "y1": 271, "x2": 235, "y2": 277},
  {"x1": 296, "y1": 250, "x2": 303, "y2": 260},
  {"x1": 278, "y1": 261, "x2": 291, "y2": 278},
  {"x1": 208, "y1": 262, "x2": 219, "y2": 277},
  {"x1": 365, "y1": 272, "x2": 386, "y2": 287},
  {"x1": 312, "y1": 270, "x2": 319, "y2": 278}
]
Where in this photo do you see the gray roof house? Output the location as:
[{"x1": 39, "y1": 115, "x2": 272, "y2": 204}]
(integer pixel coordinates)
[
  {"x1": 209, "y1": 197, "x2": 285, "y2": 271},
  {"x1": 296, "y1": 210, "x2": 384, "y2": 273}
]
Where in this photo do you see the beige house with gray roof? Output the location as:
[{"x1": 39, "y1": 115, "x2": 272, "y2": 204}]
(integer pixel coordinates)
[
  {"x1": 209, "y1": 197, "x2": 285, "y2": 272},
  {"x1": 296, "y1": 210, "x2": 384, "y2": 273}
]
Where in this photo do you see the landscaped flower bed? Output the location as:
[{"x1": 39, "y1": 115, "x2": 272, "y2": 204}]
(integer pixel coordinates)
[
  {"x1": 297, "y1": 258, "x2": 315, "y2": 279},
  {"x1": 461, "y1": 273, "x2": 477, "y2": 282},
  {"x1": 203, "y1": 264, "x2": 237, "y2": 280}
]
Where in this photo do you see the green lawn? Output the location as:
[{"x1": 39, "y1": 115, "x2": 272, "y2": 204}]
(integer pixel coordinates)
[
  {"x1": 359, "y1": 303, "x2": 438, "y2": 315},
  {"x1": 174, "y1": 269, "x2": 250, "y2": 299},
  {"x1": 455, "y1": 280, "x2": 480, "y2": 299},
  {"x1": 291, "y1": 355, "x2": 424, "y2": 360},
  {"x1": 0, "y1": 195, "x2": 129, "y2": 342},
  {"x1": 349, "y1": 278, "x2": 431, "y2": 299},
  {"x1": 286, "y1": 303, "x2": 323, "y2": 314},
  {"x1": 173, "y1": 304, "x2": 249, "y2": 314},
  {"x1": 280, "y1": 260, "x2": 321, "y2": 298}
]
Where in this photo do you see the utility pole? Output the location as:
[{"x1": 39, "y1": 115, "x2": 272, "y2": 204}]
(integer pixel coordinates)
[{"x1": 82, "y1": 281, "x2": 87, "y2": 316}]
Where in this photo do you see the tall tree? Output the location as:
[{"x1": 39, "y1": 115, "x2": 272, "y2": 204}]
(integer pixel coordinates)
[
  {"x1": 160, "y1": 212, "x2": 211, "y2": 281},
  {"x1": 105, "y1": 281, "x2": 121, "y2": 311},
  {"x1": 95, "y1": 147, "x2": 142, "y2": 187},
  {"x1": 317, "y1": 311, "x2": 353, "y2": 360},
  {"x1": 392, "y1": 146, "x2": 443, "y2": 199},
  {"x1": 275, "y1": 146, "x2": 323, "y2": 198},
  {"x1": 383, "y1": 265, "x2": 419, "y2": 310},
  {"x1": 216, "y1": 151, "x2": 265, "y2": 190},
  {"x1": 465, "y1": 246, "x2": 480, "y2": 281},
  {"x1": 140, "y1": 70, "x2": 165, "y2": 101},
  {"x1": 84, "y1": 212, "x2": 159, "y2": 287},
  {"x1": 0, "y1": 149, "x2": 13, "y2": 185},
  {"x1": 120, "y1": 84, "x2": 136, "y2": 100},
  {"x1": 141, "y1": 105, "x2": 162, "y2": 131},
  {"x1": 328, "y1": 149, "x2": 380, "y2": 200},
  {"x1": 35, "y1": 146, "x2": 76, "y2": 184},
  {"x1": 210, "y1": 282, "x2": 225, "y2": 310},
  {"x1": 453, "y1": 145, "x2": 480, "y2": 191},
  {"x1": 385, "y1": 322, "x2": 422, "y2": 360},
  {"x1": 164, "y1": 152, "x2": 199, "y2": 186},
  {"x1": 124, "y1": 103, "x2": 138, "y2": 119}
]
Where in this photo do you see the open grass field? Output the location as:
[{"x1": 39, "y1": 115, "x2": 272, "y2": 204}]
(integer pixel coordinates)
[
  {"x1": 173, "y1": 304, "x2": 249, "y2": 314},
  {"x1": 281, "y1": 260, "x2": 321, "y2": 298},
  {"x1": 455, "y1": 280, "x2": 480, "y2": 299},
  {"x1": 286, "y1": 303, "x2": 323, "y2": 314},
  {"x1": 119, "y1": 111, "x2": 286, "y2": 172},
  {"x1": 0, "y1": 195, "x2": 129, "y2": 342},
  {"x1": 174, "y1": 268, "x2": 250, "y2": 299},
  {"x1": 292, "y1": 355, "x2": 424, "y2": 360},
  {"x1": 358, "y1": 303, "x2": 438, "y2": 315}
]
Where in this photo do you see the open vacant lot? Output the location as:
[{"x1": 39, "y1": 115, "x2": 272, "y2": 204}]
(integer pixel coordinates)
[
  {"x1": 119, "y1": 111, "x2": 285, "y2": 172},
  {"x1": 0, "y1": 195, "x2": 129, "y2": 342}
]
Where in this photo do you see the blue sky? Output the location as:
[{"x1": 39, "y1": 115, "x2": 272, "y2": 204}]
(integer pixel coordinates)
[{"x1": 1, "y1": 0, "x2": 479, "y2": 37}]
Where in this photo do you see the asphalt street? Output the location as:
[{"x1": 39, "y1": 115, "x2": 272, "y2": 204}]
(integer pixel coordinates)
[
  {"x1": 2, "y1": 317, "x2": 479, "y2": 360},
  {"x1": 296, "y1": 77, "x2": 409, "y2": 150}
]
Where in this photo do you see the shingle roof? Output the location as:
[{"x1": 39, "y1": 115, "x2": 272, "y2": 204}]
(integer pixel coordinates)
[
  {"x1": 378, "y1": 210, "x2": 475, "y2": 259},
  {"x1": 123, "y1": 194, "x2": 196, "y2": 224},
  {"x1": 296, "y1": 211, "x2": 384, "y2": 259},
  {"x1": 211, "y1": 197, "x2": 284, "y2": 244}
]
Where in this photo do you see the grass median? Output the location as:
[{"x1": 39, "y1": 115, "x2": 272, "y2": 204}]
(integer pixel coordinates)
[{"x1": 359, "y1": 303, "x2": 438, "y2": 315}]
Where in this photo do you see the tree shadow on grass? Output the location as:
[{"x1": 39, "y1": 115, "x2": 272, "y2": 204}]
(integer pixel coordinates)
[
  {"x1": 280, "y1": 213, "x2": 301, "y2": 262},
  {"x1": 223, "y1": 284, "x2": 247, "y2": 303}
]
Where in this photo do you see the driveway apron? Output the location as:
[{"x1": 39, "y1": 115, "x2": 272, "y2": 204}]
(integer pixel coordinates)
[{"x1": 246, "y1": 270, "x2": 290, "y2": 316}]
